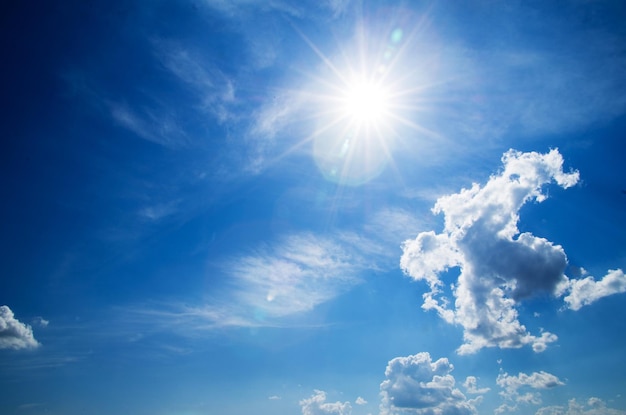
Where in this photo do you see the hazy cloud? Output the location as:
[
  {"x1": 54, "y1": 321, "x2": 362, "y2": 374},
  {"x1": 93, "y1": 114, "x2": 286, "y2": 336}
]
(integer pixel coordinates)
[
  {"x1": 32, "y1": 317, "x2": 49, "y2": 328},
  {"x1": 138, "y1": 200, "x2": 180, "y2": 222},
  {"x1": 110, "y1": 102, "x2": 186, "y2": 148},
  {"x1": 0, "y1": 306, "x2": 40, "y2": 350},
  {"x1": 300, "y1": 390, "x2": 352, "y2": 415},
  {"x1": 379, "y1": 352, "x2": 477, "y2": 415},
  {"x1": 155, "y1": 43, "x2": 238, "y2": 124},
  {"x1": 536, "y1": 397, "x2": 626, "y2": 415}
]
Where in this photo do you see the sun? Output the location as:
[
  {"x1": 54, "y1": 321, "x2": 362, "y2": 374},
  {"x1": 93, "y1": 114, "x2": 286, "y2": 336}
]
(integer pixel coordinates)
[
  {"x1": 288, "y1": 20, "x2": 431, "y2": 186},
  {"x1": 340, "y1": 77, "x2": 391, "y2": 126},
  {"x1": 311, "y1": 71, "x2": 398, "y2": 186}
]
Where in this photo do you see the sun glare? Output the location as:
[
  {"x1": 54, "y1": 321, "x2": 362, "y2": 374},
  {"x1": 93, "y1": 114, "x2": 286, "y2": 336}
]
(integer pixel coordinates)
[
  {"x1": 289, "y1": 21, "x2": 428, "y2": 186},
  {"x1": 341, "y1": 78, "x2": 390, "y2": 125}
]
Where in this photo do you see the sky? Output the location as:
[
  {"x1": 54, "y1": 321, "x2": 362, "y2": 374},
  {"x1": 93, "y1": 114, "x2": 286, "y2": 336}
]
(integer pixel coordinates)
[{"x1": 1, "y1": 1, "x2": 626, "y2": 414}]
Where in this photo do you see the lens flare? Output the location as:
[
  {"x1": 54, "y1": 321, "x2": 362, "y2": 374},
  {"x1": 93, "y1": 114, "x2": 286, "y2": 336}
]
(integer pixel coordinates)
[{"x1": 283, "y1": 14, "x2": 437, "y2": 186}]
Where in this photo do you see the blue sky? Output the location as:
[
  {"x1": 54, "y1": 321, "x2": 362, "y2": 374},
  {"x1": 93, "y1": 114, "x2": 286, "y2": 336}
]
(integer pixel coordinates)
[{"x1": 1, "y1": 1, "x2": 626, "y2": 414}]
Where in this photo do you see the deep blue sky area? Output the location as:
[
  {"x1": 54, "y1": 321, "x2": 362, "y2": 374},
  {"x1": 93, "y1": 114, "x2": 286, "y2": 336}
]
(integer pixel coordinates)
[{"x1": 1, "y1": 1, "x2": 626, "y2": 415}]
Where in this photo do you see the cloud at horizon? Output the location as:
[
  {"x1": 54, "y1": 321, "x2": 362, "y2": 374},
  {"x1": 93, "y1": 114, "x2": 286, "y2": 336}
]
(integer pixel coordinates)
[
  {"x1": 300, "y1": 390, "x2": 352, "y2": 415},
  {"x1": 496, "y1": 370, "x2": 565, "y2": 412}
]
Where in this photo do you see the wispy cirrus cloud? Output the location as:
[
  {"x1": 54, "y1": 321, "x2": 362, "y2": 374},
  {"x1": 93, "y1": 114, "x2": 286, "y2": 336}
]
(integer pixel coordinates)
[
  {"x1": 400, "y1": 149, "x2": 625, "y2": 354},
  {"x1": 110, "y1": 102, "x2": 187, "y2": 148},
  {"x1": 131, "y1": 206, "x2": 425, "y2": 331},
  {"x1": 154, "y1": 42, "x2": 238, "y2": 124},
  {"x1": 138, "y1": 233, "x2": 364, "y2": 330}
]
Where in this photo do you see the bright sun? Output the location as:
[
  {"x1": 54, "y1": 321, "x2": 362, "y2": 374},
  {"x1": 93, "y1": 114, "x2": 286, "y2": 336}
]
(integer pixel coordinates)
[
  {"x1": 294, "y1": 24, "x2": 421, "y2": 186},
  {"x1": 341, "y1": 77, "x2": 390, "y2": 125}
]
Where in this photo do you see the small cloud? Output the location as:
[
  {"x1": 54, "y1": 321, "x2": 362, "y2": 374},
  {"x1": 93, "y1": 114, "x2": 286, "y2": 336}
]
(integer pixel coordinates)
[
  {"x1": 31, "y1": 317, "x2": 49, "y2": 328},
  {"x1": 463, "y1": 376, "x2": 490, "y2": 394},
  {"x1": 268, "y1": 395, "x2": 281, "y2": 400},
  {"x1": 355, "y1": 396, "x2": 367, "y2": 405},
  {"x1": 379, "y1": 352, "x2": 477, "y2": 415},
  {"x1": 0, "y1": 305, "x2": 40, "y2": 350},
  {"x1": 300, "y1": 390, "x2": 351, "y2": 415},
  {"x1": 497, "y1": 370, "x2": 564, "y2": 405},
  {"x1": 138, "y1": 200, "x2": 180, "y2": 222},
  {"x1": 561, "y1": 269, "x2": 626, "y2": 311}
]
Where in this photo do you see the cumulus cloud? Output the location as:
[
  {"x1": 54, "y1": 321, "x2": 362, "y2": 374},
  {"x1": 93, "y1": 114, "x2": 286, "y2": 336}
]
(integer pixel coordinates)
[
  {"x1": 463, "y1": 376, "x2": 490, "y2": 394},
  {"x1": 496, "y1": 370, "x2": 564, "y2": 412},
  {"x1": 536, "y1": 397, "x2": 626, "y2": 415},
  {"x1": 300, "y1": 390, "x2": 352, "y2": 415},
  {"x1": 0, "y1": 306, "x2": 40, "y2": 350},
  {"x1": 355, "y1": 397, "x2": 367, "y2": 405},
  {"x1": 560, "y1": 269, "x2": 626, "y2": 311},
  {"x1": 379, "y1": 352, "x2": 477, "y2": 415},
  {"x1": 401, "y1": 149, "x2": 625, "y2": 354}
]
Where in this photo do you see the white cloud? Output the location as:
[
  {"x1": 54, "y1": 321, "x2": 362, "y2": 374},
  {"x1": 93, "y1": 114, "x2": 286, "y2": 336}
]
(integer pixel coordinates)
[
  {"x1": 355, "y1": 397, "x2": 367, "y2": 405},
  {"x1": 268, "y1": 395, "x2": 282, "y2": 400},
  {"x1": 399, "y1": 149, "x2": 625, "y2": 354},
  {"x1": 561, "y1": 269, "x2": 626, "y2": 311},
  {"x1": 132, "y1": 205, "x2": 426, "y2": 331},
  {"x1": 379, "y1": 352, "x2": 477, "y2": 415},
  {"x1": 463, "y1": 376, "x2": 490, "y2": 394},
  {"x1": 146, "y1": 233, "x2": 364, "y2": 329},
  {"x1": 0, "y1": 306, "x2": 40, "y2": 350},
  {"x1": 536, "y1": 397, "x2": 626, "y2": 415},
  {"x1": 300, "y1": 390, "x2": 352, "y2": 415},
  {"x1": 497, "y1": 371, "x2": 564, "y2": 406}
]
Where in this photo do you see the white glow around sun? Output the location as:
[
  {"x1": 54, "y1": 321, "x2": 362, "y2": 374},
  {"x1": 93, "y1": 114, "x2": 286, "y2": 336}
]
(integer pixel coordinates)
[{"x1": 290, "y1": 23, "x2": 432, "y2": 186}]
